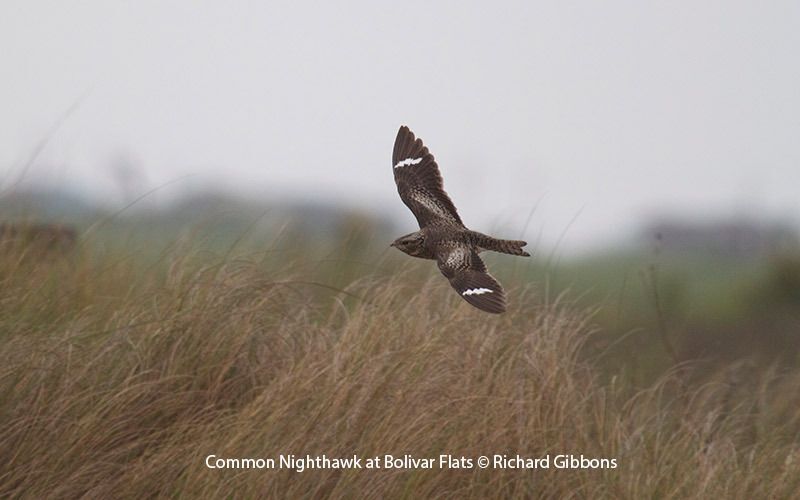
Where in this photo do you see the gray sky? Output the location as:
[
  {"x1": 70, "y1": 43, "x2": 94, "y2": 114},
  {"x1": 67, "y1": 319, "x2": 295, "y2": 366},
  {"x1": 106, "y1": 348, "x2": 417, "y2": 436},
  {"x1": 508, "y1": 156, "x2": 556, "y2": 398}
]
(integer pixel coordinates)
[{"x1": 2, "y1": 1, "x2": 799, "y2": 252}]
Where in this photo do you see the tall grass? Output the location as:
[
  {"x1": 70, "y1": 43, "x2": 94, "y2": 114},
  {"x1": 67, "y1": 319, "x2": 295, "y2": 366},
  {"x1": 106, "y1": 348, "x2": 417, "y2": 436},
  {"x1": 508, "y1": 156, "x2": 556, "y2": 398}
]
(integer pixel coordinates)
[{"x1": 1, "y1": 233, "x2": 798, "y2": 498}]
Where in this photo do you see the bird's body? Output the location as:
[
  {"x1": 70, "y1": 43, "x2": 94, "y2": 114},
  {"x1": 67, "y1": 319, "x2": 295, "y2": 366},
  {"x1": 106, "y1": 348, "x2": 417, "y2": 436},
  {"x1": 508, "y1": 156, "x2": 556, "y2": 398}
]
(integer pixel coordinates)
[
  {"x1": 392, "y1": 227, "x2": 527, "y2": 260},
  {"x1": 390, "y1": 126, "x2": 529, "y2": 314}
]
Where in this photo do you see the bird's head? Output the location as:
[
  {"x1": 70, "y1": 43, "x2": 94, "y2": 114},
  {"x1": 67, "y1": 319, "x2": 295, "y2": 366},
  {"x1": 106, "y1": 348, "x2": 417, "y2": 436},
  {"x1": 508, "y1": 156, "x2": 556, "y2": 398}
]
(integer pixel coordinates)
[{"x1": 390, "y1": 231, "x2": 425, "y2": 257}]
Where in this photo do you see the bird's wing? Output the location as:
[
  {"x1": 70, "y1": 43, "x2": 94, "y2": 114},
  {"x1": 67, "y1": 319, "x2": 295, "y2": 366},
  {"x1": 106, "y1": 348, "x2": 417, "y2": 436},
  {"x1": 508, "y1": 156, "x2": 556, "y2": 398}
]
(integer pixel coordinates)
[
  {"x1": 392, "y1": 126, "x2": 463, "y2": 228},
  {"x1": 436, "y1": 245, "x2": 506, "y2": 314}
]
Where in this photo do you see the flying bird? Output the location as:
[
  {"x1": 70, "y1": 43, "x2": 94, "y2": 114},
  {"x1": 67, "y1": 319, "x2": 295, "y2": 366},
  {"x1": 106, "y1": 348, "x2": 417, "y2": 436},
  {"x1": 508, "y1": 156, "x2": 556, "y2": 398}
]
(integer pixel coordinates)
[{"x1": 390, "y1": 126, "x2": 529, "y2": 313}]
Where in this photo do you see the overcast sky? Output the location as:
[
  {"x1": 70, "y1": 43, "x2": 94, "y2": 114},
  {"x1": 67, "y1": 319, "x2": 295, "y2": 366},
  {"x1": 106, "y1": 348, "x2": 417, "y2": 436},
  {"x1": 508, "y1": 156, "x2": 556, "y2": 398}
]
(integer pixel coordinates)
[{"x1": 2, "y1": 1, "x2": 799, "y2": 252}]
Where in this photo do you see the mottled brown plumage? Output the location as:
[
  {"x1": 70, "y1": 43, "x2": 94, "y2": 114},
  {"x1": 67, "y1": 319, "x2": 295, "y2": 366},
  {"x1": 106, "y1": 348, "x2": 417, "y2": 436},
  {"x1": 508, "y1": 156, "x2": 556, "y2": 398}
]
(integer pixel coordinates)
[{"x1": 390, "y1": 126, "x2": 529, "y2": 314}]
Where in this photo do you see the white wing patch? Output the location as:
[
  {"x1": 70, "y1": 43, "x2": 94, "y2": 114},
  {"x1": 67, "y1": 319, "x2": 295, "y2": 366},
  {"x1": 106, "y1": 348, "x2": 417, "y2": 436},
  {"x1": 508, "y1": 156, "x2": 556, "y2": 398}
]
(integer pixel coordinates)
[
  {"x1": 394, "y1": 157, "x2": 423, "y2": 169},
  {"x1": 463, "y1": 287, "x2": 493, "y2": 296}
]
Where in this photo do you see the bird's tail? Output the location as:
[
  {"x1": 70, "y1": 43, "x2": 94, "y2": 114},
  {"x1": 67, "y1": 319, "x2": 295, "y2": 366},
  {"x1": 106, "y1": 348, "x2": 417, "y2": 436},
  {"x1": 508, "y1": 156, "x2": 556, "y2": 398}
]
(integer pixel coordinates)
[{"x1": 473, "y1": 233, "x2": 530, "y2": 257}]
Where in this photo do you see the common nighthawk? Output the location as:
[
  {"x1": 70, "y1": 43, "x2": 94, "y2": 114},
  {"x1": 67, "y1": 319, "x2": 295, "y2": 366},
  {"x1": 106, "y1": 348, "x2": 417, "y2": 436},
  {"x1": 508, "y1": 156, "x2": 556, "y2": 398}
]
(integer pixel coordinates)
[{"x1": 390, "y1": 126, "x2": 530, "y2": 314}]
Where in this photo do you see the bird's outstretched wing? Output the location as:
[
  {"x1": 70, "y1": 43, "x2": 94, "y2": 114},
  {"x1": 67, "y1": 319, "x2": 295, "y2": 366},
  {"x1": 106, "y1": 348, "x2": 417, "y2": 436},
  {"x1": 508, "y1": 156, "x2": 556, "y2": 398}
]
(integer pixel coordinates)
[
  {"x1": 436, "y1": 245, "x2": 506, "y2": 314},
  {"x1": 392, "y1": 126, "x2": 463, "y2": 228}
]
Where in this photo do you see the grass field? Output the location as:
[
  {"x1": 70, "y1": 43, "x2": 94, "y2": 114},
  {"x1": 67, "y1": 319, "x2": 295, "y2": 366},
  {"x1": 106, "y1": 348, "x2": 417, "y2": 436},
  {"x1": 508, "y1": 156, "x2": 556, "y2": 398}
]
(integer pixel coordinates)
[{"x1": 1, "y1": 217, "x2": 799, "y2": 498}]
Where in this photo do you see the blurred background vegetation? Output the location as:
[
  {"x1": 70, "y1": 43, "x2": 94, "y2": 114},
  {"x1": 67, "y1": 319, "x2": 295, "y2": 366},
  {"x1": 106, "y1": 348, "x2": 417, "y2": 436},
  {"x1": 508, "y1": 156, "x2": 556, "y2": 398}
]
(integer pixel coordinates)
[
  {"x1": 4, "y1": 187, "x2": 798, "y2": 387},
  {"x1": 3, "y1": 189, "x2": 800, "y2": 497}
]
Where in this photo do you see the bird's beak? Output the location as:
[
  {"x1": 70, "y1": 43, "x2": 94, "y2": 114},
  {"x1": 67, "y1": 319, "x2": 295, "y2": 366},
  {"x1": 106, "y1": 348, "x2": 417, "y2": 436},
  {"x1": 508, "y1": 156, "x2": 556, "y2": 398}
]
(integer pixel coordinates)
[{"x1": 389, "y1": 242, "x2": 396, "y2": 248}]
